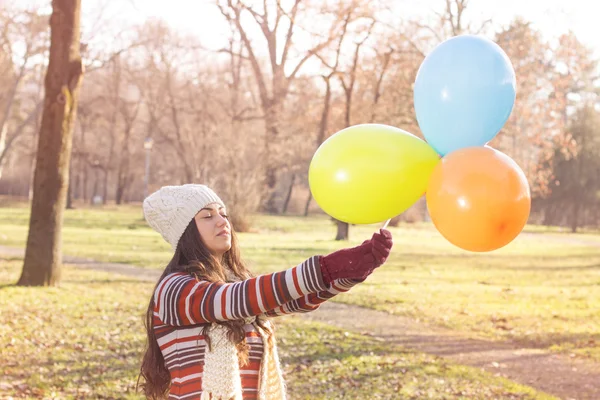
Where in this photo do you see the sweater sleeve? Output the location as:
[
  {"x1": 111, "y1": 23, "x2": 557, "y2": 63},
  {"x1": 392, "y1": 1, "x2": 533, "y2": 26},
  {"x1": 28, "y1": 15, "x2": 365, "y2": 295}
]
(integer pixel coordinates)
[
  {"x1": 153, "y1": 256, "x2": 327, "y2": 326},
  {"x1": 263, "y1": 278, "x2": 361, "y2": 317}
]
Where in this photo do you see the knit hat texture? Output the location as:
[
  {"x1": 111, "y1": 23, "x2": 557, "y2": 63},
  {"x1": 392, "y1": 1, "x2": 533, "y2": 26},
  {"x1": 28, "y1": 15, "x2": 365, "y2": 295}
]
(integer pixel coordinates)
[{"x1": 143, "y1": 184, "x2": 225, "y2": 250}]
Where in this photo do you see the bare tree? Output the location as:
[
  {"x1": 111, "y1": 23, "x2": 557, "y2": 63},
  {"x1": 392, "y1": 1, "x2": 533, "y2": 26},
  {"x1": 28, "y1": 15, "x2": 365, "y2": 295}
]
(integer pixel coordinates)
[
  {"x1": 217, "y1": 0, "x2": 346, "y2": 212},
  {"x1": 406, "y1": 0, "x2": 491, "y2": 51},
  {"x1": 0, "y1": 103, "x2": 42, "y2": 168},
  {"x1": 115, "y1": 92, "x2": 141, "y2": 204},
  {"x1": 300, "y1": 5, "x2": 358, "y2": 216},
  {"x1": 330, "y1": 19, "x2": 375, "y2": 240},
  {"x1": 0, "y1": 9, "x2": 48, "y2": 178},
  {"x1": 369, "y1": 47, "x2": 394, "y2": 123},
  {"x1": 18, "y1": 0, "x2": 84, "y2": 286}
]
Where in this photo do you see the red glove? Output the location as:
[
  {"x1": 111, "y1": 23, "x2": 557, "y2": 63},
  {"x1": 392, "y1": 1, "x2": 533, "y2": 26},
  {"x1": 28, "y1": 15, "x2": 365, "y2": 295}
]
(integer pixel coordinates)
[{"x1": 319, "y1": 229, "x2": 393, "y2": 285}]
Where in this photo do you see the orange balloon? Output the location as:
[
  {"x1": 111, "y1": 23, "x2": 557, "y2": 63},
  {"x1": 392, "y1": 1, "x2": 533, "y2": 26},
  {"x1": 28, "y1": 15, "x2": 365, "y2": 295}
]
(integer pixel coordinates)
[{"x1": 426, "y1": 146, "x2": 531, "y2": 252}]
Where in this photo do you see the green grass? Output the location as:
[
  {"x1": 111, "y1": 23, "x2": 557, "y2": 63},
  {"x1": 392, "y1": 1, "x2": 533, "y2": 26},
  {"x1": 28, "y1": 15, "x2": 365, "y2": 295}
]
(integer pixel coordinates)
[
  {"x1": 280, "y1": 319, "x2": 556, "y2": 400},
  {"x1": 1, "y1": 204, "x2": 599, "y2": 363},
  {"x1": 0, "y1": 259, "x2": 556, "y2": 399},
  {"x1": 0, "y1": 259, "x2": 147, "y2": 399}
]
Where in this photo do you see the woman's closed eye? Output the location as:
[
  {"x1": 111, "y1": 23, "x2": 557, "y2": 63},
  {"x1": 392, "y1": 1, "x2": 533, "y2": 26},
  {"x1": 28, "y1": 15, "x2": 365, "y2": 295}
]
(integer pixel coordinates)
[{"x1": 204, "y1": 214, "x2": 229, "y2": 219}]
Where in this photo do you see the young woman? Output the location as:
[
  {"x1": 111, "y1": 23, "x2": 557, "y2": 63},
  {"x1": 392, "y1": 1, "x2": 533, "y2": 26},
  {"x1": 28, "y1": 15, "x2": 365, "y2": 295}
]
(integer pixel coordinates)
[{"x1": 138, "y1": 184, "x2": 393, "y2": 400}]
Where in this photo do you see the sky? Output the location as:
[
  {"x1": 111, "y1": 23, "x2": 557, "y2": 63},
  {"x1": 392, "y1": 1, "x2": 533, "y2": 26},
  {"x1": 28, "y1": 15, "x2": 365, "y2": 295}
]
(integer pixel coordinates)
[
  {"x1": 11, "y1": 0, "x2": 600, "y2": 58},
  {"x1": 122, "y1": 0, "x2": 598, "y2": 53}
]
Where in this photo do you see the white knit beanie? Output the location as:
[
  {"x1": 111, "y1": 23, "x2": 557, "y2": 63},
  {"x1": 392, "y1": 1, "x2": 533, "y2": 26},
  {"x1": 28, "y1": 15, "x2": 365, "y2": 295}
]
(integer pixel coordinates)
[{"x1": 143, "y1": 184, "x2": 225, "y2": 250}]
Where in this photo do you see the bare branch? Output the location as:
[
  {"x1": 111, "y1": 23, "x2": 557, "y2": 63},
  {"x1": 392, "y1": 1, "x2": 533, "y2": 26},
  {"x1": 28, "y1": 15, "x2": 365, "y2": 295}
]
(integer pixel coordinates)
[
  {"x1": 219, "y1": 0, "x2": 270, "y2": 105},
  {"x1": 0, "y1": 102, "x2": 42, "y2": 167},
  {"x1": 280, "y1": 0, "x2": 302, "y2": 68},
  {"x1": 287, "y1": 33, "x2": 338, "y2": 82}
]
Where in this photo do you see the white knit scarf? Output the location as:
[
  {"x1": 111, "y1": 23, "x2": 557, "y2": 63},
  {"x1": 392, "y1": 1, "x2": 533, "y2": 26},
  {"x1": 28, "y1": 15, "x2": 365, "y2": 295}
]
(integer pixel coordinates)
[{"x1": 200, "y1": 319, "x2": 286, "y2": 400}]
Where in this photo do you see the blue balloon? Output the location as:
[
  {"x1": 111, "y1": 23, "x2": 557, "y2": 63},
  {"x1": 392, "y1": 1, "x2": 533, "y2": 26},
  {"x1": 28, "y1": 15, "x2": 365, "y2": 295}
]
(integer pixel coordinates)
[{"x1": 414, "y1": 35, "x2": 516, "y2": 156}]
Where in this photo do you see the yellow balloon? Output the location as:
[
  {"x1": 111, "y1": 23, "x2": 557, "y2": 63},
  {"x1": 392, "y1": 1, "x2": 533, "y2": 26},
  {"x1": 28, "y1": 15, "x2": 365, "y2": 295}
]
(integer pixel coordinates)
[{"x1": 309, "y1": 124, "x2": 440, "y2": 224}]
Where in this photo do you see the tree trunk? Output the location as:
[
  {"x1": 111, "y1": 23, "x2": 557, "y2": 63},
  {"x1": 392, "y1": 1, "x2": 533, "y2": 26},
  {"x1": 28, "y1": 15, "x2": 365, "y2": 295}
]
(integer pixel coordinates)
[
  {"x1": 282, "y1": 173, "x2": 296, "y2": 214},
  {"x1": 18, "y1": 0, "x2": 83, "y2": 287},
  {"x1": 115, "y1": 165, "x2": 132, "y2": 205},
  {"x1": 0, "y1": 125, "x2": 6, "y2": 180},
  {"x1": 571, "y1": 201, "x2": 580, "y2": 233},
  {"x1": 115, "y1": 108, "x2": 136, "y2": 205},
  {"x1": 543, "y1": 202, "x2": 556, "y2": 226},
  {"x1": 72, "y1": 157, "x2": 80, "y2": 200},
  {"x1": 115, "y1": 152, "x2": 129, "y2": 205},
  {"x1": 79, "y1": 113, "x2": 88, "y2": 202},
  {"x1": 28, "y1": 153, "x2": 36, "y2": 201},
  {"x1": 263, "y1": 101, "x2": 281, "y2": 213},
  {"x1": 66, "y1": 163, "x2": 74, "y2": 209},
  {"x1": 335, "y1": 219, "x2": 349, "y2": 241},
  {"x1": 304, "y1": 192, "x2": 312, "y2": 217},
  {"x1": 335, "y1": 221, "x2": 349, "y2": 241},
  {"x1": 90, "y1": 168, "x2": 100, "y2": 205},
  {"x1": 115, "y1": 182, "x2": 125, "y2": 205},
  {"x1": 82, "y1": 162, "x2": 88, "y2": 202},
  {"x1": 102, "y1": 168, "x2": 109, "y2": 204}
]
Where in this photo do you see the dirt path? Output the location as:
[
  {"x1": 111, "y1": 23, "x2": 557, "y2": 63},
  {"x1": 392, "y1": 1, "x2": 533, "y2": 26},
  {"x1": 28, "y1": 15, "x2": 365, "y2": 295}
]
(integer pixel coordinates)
[
  {"x1": 304, "y1": 302, "x2": 600, "y2": 400},
  {"x1": 1, "y1": 245, "x2": 599, "y2": 400}
]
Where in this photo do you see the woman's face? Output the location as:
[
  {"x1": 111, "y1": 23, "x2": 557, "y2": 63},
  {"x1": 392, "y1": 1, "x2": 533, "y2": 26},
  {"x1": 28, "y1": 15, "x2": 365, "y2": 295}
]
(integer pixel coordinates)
[{"x1": 193, "y1": 203, "x2": 232, "y2": 258}]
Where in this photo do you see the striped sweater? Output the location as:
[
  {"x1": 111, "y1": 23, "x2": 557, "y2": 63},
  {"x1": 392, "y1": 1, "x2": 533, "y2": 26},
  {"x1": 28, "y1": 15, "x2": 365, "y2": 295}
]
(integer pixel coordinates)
[{"x1": 153, "y1": 256, "x2": 360, "y2": 399}]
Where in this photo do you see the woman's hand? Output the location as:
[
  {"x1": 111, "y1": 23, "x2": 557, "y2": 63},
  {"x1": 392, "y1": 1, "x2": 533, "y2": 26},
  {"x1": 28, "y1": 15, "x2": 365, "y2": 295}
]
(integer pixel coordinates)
[{"x1": 319, "y1": 229, "x2": 393, "y2": 285}]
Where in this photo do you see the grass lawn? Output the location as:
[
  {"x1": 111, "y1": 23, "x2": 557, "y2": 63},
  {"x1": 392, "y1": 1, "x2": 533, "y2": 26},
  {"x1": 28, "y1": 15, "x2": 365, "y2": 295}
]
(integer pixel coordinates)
[
  {"x1": 0, "y1": 259, "x2": 557, "y2": 399},
  {"x1": 0, "y1": 204, "x2": 599, "y2": 363}
]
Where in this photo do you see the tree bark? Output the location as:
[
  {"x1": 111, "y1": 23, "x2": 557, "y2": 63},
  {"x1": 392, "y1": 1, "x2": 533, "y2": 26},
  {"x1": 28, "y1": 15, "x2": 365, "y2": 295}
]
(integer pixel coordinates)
[{"x1": 18, "y1": 0, "x2": 83, "y2": 286}]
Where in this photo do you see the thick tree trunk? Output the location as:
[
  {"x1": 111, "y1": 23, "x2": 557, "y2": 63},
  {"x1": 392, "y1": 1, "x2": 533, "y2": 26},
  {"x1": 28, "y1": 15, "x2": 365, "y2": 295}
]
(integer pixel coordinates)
[{"x1": 18, "y1": 0, "x2": 83, "y2": 287}]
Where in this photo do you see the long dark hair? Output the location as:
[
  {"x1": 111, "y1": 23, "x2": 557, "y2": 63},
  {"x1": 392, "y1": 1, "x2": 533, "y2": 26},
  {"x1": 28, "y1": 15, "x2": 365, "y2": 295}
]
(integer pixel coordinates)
[{"x1": 137, "y1": 218, "x2": 274, "y2": 399}]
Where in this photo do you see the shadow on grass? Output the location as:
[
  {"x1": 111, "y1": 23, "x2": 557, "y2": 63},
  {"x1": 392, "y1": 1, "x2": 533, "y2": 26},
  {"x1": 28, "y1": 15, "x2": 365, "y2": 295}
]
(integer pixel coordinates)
[
  {"x1": 500, "y1": 263, "x2": 600, "y2": 271},
  {"x1": 3, "y1": 350, "x2": 144, "y2": 397},
  {"x1": 62, "y1": 278, "x2": 149, "y2": 285},
  {"x1": 522, "y1": 228, "x2": 600, "y2": 235},
  {"x1": 513, "y1": 332, "x2": 600, "y2": 350},
  {"x1": 0, "y1": 283, "x2": 16, "y2": 290},
  {"x1": 261, "y1": 247, "x2": 328, "y2": 254},
  {"x1": 0, "y1": 255, "x2": 24, "y2": 262}
]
